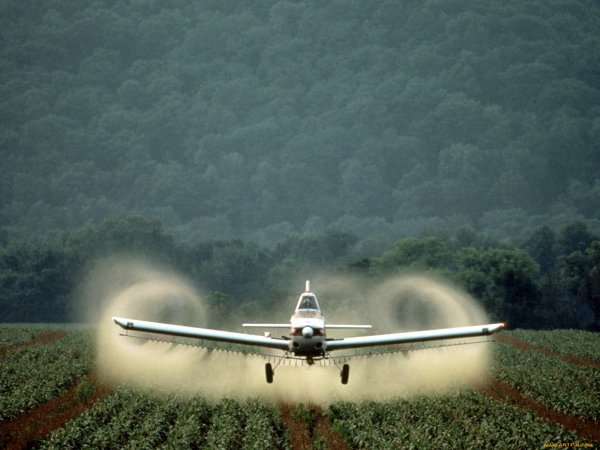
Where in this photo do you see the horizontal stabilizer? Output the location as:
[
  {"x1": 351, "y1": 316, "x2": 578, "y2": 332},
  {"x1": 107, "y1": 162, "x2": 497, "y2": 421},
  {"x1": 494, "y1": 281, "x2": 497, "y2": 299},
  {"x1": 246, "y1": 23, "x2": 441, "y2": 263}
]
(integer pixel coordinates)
[
  {"x1": 242, "y1": 323, "x2": 290, "y2": 328},
  {"x1": 327, "y1": 324, "x2": 372, "y2": 329}
]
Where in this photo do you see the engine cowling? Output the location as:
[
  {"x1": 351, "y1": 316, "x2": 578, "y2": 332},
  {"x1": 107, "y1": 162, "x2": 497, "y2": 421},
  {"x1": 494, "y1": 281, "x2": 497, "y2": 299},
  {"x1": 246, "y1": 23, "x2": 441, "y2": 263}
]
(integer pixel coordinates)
[{"x1": 302, "y1": 326, "x2": 314, "y2": 338}]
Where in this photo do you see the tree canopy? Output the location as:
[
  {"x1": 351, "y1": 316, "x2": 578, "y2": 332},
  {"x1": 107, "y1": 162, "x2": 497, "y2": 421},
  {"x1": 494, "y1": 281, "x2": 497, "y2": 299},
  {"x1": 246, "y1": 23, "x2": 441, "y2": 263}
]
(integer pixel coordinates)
[
  {"x1": 1, "y1": 217, "x2": 598, "y2": 329},
  {"x1": 2, "y1": 2, "x2": 599, "y2": 328},
  {"x1": 1, "y1": 0, "x2": 599, "y2": 243}
]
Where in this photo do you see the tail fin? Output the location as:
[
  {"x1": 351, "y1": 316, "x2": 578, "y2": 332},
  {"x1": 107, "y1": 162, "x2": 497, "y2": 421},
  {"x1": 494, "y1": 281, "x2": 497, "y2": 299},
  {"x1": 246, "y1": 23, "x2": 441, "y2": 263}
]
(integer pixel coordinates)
[{"x1": 305, "y1": 280, "x2": 311, "y2": 292}]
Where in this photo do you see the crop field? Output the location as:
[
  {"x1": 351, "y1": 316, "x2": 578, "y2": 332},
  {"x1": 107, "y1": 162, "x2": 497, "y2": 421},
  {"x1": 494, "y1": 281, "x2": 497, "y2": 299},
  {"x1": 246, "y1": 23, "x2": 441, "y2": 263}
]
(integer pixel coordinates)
[{"x1": 0, "y1": 326, "x2": 598, "y2": 449}]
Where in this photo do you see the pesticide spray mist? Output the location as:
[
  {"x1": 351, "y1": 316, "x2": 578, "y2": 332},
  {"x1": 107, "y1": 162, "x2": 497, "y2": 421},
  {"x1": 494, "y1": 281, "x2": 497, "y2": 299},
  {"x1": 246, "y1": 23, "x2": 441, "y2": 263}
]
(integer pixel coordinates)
[{"x1": 79, "y1": 258, "x2": 492, "y2": 403}]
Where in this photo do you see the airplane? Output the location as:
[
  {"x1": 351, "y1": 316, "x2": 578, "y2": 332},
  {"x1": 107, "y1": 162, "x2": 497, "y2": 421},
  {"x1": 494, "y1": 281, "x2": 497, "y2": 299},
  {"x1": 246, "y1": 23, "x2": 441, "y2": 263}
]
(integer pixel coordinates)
[{"x1": 113, "y1": 280, "x2": 505, "y2": 384}]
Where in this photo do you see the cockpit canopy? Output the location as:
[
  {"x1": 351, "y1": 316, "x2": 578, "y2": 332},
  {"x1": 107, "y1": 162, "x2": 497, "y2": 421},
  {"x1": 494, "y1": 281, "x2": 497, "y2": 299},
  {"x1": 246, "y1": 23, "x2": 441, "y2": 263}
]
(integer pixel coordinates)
[{"x1": 296, "y1": 294, "x2": 320, "y2": 312}]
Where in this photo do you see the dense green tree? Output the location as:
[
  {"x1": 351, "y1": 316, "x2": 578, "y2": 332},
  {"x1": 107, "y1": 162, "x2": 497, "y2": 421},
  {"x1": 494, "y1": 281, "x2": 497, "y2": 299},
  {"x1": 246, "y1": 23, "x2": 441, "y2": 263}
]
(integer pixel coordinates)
[
  {"x1": 65, "y1": 215, "x2": 180, "y2": 264},
  {"x1": 453, "y1": 226, "x2": 482, "y2": 249},
  {"x1": 374, "y1": 237, "x2": 451, "y2": 273},
  {"x1": 437, "y1": 143, "x2": 491, "y2": 216},
  {"x1": 560, "y1": 241, "x2": 600, "y2": 329},
  {"x1": 557, "y1": 221, "x2": 596, "y2": 256},
  {"x1": 0, "y1": 240, "x2": 76, "y2": 321},
  {"x1": 273, "y1": 229, "x2": 358, "y2": 267},
  {"x1": 524, "y1": 226, "x2": 557, "y2": 274},
  {"x1": 1, "y1": 0, "x2": 599, "y2": 241},
  {"x1": 0, "y1": 216, "x2": 597, "y2": 328},
  {"x1": 192, "y1": 239, "x2": 273, "y2": 301},
  {"x1": 457, "y1": 247, "x2": 540, "y2": 327}
]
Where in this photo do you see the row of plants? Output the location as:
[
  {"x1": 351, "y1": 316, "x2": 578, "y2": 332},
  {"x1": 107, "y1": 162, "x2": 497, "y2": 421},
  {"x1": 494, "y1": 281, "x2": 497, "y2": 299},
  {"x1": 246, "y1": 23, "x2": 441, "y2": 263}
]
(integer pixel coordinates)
[
  {"x1": 0, "y1": 331, "x2": 94, "y2": 421},
  {"x1": 509, "y1": 329, "x2": 600, "y2": 361},
  {"x1": 0, "y1": 325, "x2": 45, "y2": 347},
  {"x1": 1, "y1": 327, "x2": 597, "y2": 448},
  {"x1": 40, "y1": 386, "x2": 290, "y2": 450},
  {"x1": 328, "y1": 390, "x2": 581, "y2": 450},
  {"x1": 491, "y1": 340, "x2": 599, "y2": 421}
]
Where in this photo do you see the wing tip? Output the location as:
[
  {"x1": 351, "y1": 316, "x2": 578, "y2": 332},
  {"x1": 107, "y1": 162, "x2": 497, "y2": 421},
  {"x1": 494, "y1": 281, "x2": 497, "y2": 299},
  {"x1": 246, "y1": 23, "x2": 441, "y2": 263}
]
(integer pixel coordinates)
[{"x1": 112, "y1": 317, "x2": 129, "y2": 329}]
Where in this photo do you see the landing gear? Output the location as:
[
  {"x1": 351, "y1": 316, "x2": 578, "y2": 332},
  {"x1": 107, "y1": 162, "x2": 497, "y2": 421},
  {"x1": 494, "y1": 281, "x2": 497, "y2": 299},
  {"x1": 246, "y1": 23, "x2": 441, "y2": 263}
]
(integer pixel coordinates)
[
  {"x1": 265, "y1": 363, "x2": 274, "y2": 383},
  {"x1": 340, "y1": 364, "x2": 350, "y2": 384}
]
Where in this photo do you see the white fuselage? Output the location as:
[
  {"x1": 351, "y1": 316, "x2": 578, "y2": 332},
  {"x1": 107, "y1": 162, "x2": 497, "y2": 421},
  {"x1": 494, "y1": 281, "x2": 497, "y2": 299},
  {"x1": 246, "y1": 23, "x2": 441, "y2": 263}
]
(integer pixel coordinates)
[
  {"x1": 289, "y1": 316, "x2": 326, "y2": 356},
  {"x1": 289, "y1": 291, "x2": 326, "y2": 358}
]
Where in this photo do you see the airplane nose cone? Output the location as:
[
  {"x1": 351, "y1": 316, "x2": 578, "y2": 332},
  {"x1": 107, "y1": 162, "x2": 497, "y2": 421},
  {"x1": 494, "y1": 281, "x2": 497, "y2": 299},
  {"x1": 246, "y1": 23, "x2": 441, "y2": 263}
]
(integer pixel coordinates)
[{"x1": 302, "y1": 326, "x2": 314, "y2": 338}]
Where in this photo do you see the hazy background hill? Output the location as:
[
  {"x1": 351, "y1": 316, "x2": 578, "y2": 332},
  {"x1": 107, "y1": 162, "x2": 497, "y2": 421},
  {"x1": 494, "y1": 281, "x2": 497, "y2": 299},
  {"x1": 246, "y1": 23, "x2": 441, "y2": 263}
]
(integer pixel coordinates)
[{"x1": 1, "y1": 0, "x2": 600, "y2": 245}]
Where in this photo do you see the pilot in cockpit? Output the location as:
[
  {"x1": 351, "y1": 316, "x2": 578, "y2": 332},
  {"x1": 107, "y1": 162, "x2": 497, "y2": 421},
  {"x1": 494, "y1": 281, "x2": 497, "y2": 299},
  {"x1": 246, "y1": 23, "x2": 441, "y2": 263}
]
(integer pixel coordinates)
[{"x1": 300, "y1": 295, "x2": 318, "y2": 310}]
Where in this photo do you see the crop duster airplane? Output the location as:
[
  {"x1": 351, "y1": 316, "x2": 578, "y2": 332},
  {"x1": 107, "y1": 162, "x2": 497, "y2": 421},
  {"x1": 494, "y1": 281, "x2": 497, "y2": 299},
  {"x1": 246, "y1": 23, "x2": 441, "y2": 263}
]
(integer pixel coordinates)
[{"x1": 113, "y1": 281, "x2": 505, "y2": 384}]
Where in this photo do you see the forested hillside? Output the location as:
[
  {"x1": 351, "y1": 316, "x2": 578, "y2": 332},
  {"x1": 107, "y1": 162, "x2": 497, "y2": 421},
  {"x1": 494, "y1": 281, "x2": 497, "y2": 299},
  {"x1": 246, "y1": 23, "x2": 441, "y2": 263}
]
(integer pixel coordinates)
[{"x1": 1, "y1": 0, "x2": 599, "y2": 243}]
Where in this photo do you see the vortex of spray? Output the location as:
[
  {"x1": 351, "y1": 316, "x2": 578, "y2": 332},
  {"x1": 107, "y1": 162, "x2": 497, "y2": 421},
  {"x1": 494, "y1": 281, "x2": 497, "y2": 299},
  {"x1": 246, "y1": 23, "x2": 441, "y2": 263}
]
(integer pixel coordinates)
[
  {"x1": 81, "y1": 260, "x2": 492, "y2": 403},
  {"x1": 369, "y1": 275, "x2": 489, "y2": 331},
  {"x1": 351, "y1": 274, "x2": 491, "y2": 399}
]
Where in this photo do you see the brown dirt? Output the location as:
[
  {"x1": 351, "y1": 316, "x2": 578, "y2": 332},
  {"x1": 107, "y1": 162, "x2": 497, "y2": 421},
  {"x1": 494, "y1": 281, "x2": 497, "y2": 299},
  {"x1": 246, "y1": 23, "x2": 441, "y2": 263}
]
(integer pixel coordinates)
[
  {"x1": 278, "y1": 403, "x2": 350, "y2": 450},
  {"x1": 496, "y1": 334, "x2": 600, "y2": 369},
  {"x1": 279, "y1": 403, "x2": 313, "y2": 450},
  {"x1": 480, "y1": 377, "x2": 600, "y2": 443},
  {"x1": 0, "y1": 372, "x2": 110, "y2": 450},
  {"x1": 489, "y1": 334, "x2": 600, "y2": 442},
  {"x1": 0, "y1": 330, "x2": 68, "y2": 358}
]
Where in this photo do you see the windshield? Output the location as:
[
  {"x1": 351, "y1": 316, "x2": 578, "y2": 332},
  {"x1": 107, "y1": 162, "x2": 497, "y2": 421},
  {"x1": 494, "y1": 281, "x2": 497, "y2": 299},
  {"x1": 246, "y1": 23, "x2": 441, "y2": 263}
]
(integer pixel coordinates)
[{"x1": 298, "y1": 295, "x2": 318, "y2": 310}]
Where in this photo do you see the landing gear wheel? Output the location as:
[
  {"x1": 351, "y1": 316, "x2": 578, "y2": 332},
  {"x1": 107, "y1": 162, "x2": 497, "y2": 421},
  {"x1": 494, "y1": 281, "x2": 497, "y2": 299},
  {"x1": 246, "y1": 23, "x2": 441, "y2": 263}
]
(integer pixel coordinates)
[
  {"x1": 265, "y1": 363, "x2": 274, "y2": 384},
  {"x1": 341, "y1": 364, "x2": 350, "y2": 385}
]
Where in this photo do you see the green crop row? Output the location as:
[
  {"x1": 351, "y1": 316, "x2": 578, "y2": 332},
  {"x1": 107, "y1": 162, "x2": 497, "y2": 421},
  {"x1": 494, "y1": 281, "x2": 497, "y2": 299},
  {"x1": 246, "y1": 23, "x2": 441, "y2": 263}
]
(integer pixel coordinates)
[
  {"x1": 1, "y1": 326, "x2": 597, "y2": 449},
  {"x1": 509, "y1": 329, "x2": 600, "y2": 361},
  {"x1": 40, "y1": 387, "x2": 290, "y2": 450},
  {"x1": 39, "y1": 388, "x2": 593, "y2": 450},
  {"x1": 491, "y1": 342, "x2": 599, "y2": 421},
  {"x1": 328, "y1": 390, "x2": 582, "y2": 450},
  {"x1": 0, "y1": 326, "x2": 41, "y2": 347},
  {"x1": 0, "y1": 331, "x2": 94, "y2": 421}
]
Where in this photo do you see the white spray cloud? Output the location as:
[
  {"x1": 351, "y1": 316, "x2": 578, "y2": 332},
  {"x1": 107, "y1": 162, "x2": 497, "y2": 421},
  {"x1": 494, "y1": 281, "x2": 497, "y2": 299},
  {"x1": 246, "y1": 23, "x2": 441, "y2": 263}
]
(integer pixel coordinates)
[{"x1": 80, "y1": 259, "x2": 492, "y2": 404}]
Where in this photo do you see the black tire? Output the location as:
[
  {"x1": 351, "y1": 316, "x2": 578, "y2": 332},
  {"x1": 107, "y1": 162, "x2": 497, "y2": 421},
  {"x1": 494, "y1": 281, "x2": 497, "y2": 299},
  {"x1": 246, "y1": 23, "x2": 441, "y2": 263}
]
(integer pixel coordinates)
[
  {"x1": 341, "y1": 364, "x2": 350, "y2": 385},
  {"x1": 265, "y1": 363, "x2": 274, "y2": 383}
]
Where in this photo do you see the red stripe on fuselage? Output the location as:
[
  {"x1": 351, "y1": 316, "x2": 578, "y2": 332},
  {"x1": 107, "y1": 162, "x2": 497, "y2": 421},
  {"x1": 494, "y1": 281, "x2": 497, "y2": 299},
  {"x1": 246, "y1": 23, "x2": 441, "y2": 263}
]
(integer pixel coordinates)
[{"x1": 290, "y1": 327, "x2": 324, "y2": 336}]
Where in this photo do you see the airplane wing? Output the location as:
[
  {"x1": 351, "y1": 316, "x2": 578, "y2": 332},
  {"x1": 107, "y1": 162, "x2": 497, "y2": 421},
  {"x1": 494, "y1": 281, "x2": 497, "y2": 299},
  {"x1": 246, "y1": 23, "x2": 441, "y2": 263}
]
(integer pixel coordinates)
[
  {"x1": 113, "y1": 317, "x2": 290, "y2": 351},
  {"x1": 326, "y1": 323, "x2": 505, "y2": 351}
]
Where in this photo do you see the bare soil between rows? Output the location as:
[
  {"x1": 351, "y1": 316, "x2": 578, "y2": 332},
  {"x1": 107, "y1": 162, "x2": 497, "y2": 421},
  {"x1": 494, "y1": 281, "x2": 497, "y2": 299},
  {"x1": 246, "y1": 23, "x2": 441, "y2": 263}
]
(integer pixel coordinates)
[
  {"x1": 486, "y1": 333, "x2": 599, "y2": 443},
  {"x1": 278, "y1": 402, "x2": 350, "y2": 450},
  {"x1": 496, "y1": 333, "x2": 600, "y2": 369},
  {"x1": 0, "y1": 373, "x2": 110, "y2": 450},
  {"x1": 0, "y1": 330, "x2": 68, "y2": 358},
  {"x1": 480, "y1": 377, "x2": 599, "y2": 443},
  {"x1": 2, "y1": 328, "x2": 598, "y2": 449}
]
